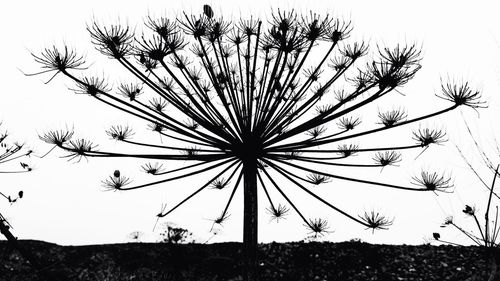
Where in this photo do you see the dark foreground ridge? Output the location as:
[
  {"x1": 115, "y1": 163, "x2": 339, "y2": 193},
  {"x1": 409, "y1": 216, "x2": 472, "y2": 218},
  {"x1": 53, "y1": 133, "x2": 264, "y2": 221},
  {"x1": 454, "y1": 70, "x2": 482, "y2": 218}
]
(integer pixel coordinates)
[{"x1": 0, "y1": 240, "x2": 491, "y2": 280}]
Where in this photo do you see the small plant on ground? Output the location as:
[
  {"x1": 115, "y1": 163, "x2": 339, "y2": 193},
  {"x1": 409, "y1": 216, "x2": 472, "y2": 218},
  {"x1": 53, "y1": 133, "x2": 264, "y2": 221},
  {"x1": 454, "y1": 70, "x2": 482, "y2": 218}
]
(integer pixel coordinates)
[{"x1": 158, "y1": 222, "x2": 194, "y2": 244}]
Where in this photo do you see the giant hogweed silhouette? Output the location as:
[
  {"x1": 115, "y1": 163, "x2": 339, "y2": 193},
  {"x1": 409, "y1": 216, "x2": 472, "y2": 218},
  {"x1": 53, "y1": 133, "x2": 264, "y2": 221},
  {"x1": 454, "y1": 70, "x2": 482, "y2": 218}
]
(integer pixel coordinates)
[{"x1": 30, "y1": 6, "x2": 483, "y2": 279}]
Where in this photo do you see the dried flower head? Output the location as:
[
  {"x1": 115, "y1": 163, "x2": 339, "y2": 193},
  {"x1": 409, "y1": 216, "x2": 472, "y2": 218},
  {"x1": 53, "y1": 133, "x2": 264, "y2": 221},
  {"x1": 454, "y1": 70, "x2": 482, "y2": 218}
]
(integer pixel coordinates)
[
  {"x1": 360, "y1": 210, "x2": 394, "y2": 233},
  {"x1": 373, "y1": 151, "x2": 402, "y2": 166},
  {"x1": 39, "y1": 129, "x2": 74, "y2": 146},
  {"x1": 73, "y1": 76, "x2": 110, "y2": 97},
  {"x1": 88, "y1": 22, "x2": 135, "y2": 58},
  {"x1": 337, "y1": 144, "x2": 359, "y2": 157},
  {"x1": 266, "y1": 204, "x2": 290, "y2": 222},
  {"x1": 300, "y1": 12, "x2": 329, "y2": 41},
  {"x1": 64, "y1": 138, "x2": 98, "y2": 162},
  {"x1": 306, "y1": 126, "x2": 326, "y2": 139},
  {"x1": 102, "y1": 174, "x2": 131, "y2": 190},
  {"x1": 145, "y1": 16, "x2": 178, "y2": 39},
  {"x1": 437, "y1": 81, "x2": 485, "y2": 108},
  {"x1": 148, "y1": 122, "x2": 166, "y2": 133},
  {"x1": 341, "y1": 42, "x2": 368, "y2": 60},
  {"x1": 118, "y1": 83, "x2": 143, "y2": 101},
  {"x1": 307, "y1": 173, "x2": 331, "y2": 185},
  {"x1": 213, "y1": 212, "x2": 230, "y2": 225},
  {"x1": 377, "y1": 108, "x2": 407, "y2": 127},
  {"x1": 337, "y1": 116, "x2": 361, "y2": 131},
  {"x1": 305, "y1": 218, "x2": 331, "y2": 238},
  {"x1": 149, "y1": 97, "x2": 169, "y2": 113},
  {"x1": 325, "y1": 18, "x2": 352, "y2": 42},
  {"x1": 179, "y1": 13, "x2": 209, "y2": 39},
  {"x1": 211, "y1": 177, "x2": 230, "y2": 190},
  {"x1": 30, "y1": 46, "x2": 86, "y2": 83},
  {"x1": 106, "y1": 125, "x2": 134, "y2": 141},
  {"x1": 378, "y1": 44, "x2": 422, "y2": 69},
  {"x1": 411, "y1": 171, "x2": 453, "y2": 192},
  {"x1": 329, "y1": 55, "x2": 350, "y2": 71},
  {"x1": 412, "y1": 128, "x2": 447, "y2": 147},
  {"x1": 136, "y1": 35, "x2": 168, "y2": 61},
  {"x1": 370, "y1": 59, "x2": 420, "y2": 90},
  {"x1": 141, "y1": 162, "x2": 165, "y2": 175}
]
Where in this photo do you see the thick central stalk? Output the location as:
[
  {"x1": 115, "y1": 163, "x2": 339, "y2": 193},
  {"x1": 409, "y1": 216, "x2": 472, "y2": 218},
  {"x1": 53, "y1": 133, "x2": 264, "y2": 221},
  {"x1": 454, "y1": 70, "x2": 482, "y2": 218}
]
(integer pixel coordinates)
[
  {"x1": 242, "y1": 156, "x2": 258, "y2": 281},
  {"x1": 239, "y1": 130, "x2": 259, "y2": 281}
]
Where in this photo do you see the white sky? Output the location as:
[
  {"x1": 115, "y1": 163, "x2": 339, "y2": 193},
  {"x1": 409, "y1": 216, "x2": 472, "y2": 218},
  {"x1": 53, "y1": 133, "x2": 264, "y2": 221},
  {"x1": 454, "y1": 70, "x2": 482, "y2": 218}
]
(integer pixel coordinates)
[{"x1": 1, "y1": 0, "x2": 500, "y2": 246}]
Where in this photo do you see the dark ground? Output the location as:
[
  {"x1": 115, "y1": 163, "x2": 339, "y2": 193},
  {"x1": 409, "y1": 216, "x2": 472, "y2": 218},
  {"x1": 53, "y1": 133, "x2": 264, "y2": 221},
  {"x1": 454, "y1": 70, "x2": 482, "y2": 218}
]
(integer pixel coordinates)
[{"x1": 0, "y1": 240, "x2": 493, "y2": 281}]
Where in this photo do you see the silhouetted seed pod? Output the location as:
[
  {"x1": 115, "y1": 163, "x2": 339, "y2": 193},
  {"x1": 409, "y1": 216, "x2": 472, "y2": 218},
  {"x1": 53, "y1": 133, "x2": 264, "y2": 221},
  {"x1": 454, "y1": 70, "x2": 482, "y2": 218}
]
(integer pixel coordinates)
[
  {"x1": 113, "y1": 170, "x2": 121, "y2": 178},
  {"x1": 433, "y1": 232, "x2": 440, "y2": 240},
  {"x1": 203, "y1": 4, "x2": 214, "y2": 19},
  {"x1": 18, "y1": 191, "x2": 23, "y2": 198}
]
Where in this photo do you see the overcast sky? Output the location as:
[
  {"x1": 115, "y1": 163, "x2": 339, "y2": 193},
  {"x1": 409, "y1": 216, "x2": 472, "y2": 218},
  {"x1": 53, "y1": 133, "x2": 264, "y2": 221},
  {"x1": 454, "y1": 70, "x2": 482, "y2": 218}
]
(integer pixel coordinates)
[{"x1": 1, "y1": 0, "x2": 500, "y2": 246}]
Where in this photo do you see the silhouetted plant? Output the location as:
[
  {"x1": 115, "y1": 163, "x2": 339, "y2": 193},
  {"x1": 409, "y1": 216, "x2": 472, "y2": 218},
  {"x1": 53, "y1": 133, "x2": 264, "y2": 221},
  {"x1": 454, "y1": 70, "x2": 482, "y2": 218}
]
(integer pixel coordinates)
[
  {"x1": 0, "y1": 125, "x2": 58, "y2": 280},
  {"x1": 158, "y1": 222, "x2": 194, "y2": 244},
  {"x1": 434, "y1": 116, "x2": 500, "y2": 248},
  {"x1": 127, "y1": 231, "x2": 144, "y2": 242},
  {"x1": 432, "y1": 116, "x2": 500, "y2": 280},
  {"x1": 30, "y1": 6, "x2": 481, "y2": 280},
  {"x1": 0, "y1": 124, "x2": 32, "y2": 235}
]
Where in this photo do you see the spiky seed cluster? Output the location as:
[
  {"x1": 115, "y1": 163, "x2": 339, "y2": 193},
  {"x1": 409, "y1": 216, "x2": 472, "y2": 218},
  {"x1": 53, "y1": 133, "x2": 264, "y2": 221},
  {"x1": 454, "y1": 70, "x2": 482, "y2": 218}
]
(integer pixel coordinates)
[
  {"x1": 337, "y1": 116, "x2": 360, "y2": 131},
  {"x1": 39, "y1": 129, "x2": 74, "y2": 146},
  {"x1": 360, "y1": 210, "x2": 394, "y2": 232},
  {"x1": 306, "y1": 126, "x2": 326, "y2": 139},
  {"x1": 29, "y1": 46, "x2": 86, "y2": 83},
  {"x1": 213, "y1": 212, "x2": 230, "y2": 225},
  {"x1": 266, "y1": 204, "x2": 290, "y2": 222},
  {"x1": 337, "y1": 144, "x2": 359, "y2": 157},
  {"x1": 211, "y1": 178, "x2": 229, "y2": 190},
  {"x1": 64, "y1": 139, "x2": 98, "y2": 162},
  {"x1": 149, "y1": 97, "x2": 169, "y2": 112},
  {"x1": 73, "y1": 77, "x2": 110, "y2": 96},
  {"x1": 148, "y1": 122, "x2": 166, "y2": 133},
  {"x1": 102, "y1": 173, "x2": 131, "y2": 190},
  {"x1": 412, "y1": 128, "x2": 447, "y2": 146},
  {"x1": 306, "y1": 218, "x2": 331, "y2": 238},
  {"x1": 118, "y1": 83, "x2": 143, "y2": 101},
  {"x1": 411, "y1": 171, "x2": 453, "y2": 192},
  {"x1": 377, "y1": 108, "x2": 407, "y2": 127},
  {"x1": 373, "y1": 151, "x2": 401, "y2": 166},
  {"x1": 30, "y1": 6, "x2": 481, "y2": 239},
  {"x1": 437, "y1": 81, "x2": 486, "y2": 108},
  {"x1": 141, "y1": 162, "x2": 165, "y2": 175},
  {"x1": 88, "y1": 23, "x2": 135, "y2": 58},
  {"x1": 106, "y1": 125, "x2": 134, "y2": 141},
  {"x1": 307, "y1": 173, "x2": 331, "y2": 185}
]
